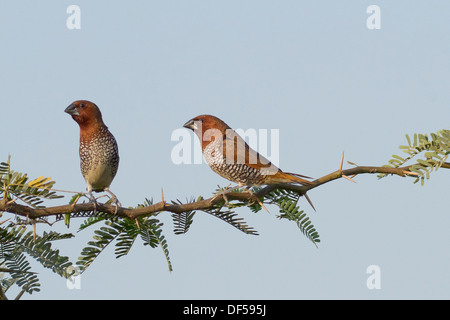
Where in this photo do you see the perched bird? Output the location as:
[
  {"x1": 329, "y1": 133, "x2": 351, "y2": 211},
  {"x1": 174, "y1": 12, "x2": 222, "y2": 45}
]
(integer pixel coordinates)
[
  {"x1": 65, "y1": 100, "x2": 121, "y2": 210},
  {"x1": 183, "y1": 114, "x2": 315, "y2": 210}
]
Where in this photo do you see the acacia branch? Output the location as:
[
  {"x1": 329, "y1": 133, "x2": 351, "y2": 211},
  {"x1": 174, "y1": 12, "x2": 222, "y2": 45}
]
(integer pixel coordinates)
[{"x1": 1, "y1": 162, "x2": 448, "y2": 221}]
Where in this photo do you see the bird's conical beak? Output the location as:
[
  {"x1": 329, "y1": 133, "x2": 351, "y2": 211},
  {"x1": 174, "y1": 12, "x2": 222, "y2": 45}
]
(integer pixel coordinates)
[
  {"x1": 183, "y1": 119, "x2": 196, "y2": 130},
  {"x1": 64, "y1": 103, "x2": 79, "y2": 116}
]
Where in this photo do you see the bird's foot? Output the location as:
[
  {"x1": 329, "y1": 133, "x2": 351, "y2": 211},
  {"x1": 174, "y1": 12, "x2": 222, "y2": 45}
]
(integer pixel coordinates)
[
  {"x1": 86, "y1": 192, "x2": 98, "y2": 213},
  {"x1": 105, "y1": 189, "x2": 121, "y2": 214},
  {"x1": 211, "y1": 184, "x2": 240, "y2": 206},
  {"x1": 111, "y1": 197, "x2": 121, "y2": 214},
  {"x1": 211, "y1": 191, "x2": 230, "y2": 206}
]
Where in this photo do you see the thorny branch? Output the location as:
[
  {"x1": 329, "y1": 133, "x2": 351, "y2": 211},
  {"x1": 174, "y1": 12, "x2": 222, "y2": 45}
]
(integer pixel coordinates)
[{"x1": 1, "y1": 161, "x2": 449, "y2": 221}]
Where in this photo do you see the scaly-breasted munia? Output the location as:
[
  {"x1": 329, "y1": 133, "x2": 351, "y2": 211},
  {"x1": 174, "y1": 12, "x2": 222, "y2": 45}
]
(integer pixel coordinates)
[
  {"x1": 65, "y1": 100, "x2": 121, "y2": 210},
  {"x1": 183, "y1": 115, "x2": 314, "y2": 209}
]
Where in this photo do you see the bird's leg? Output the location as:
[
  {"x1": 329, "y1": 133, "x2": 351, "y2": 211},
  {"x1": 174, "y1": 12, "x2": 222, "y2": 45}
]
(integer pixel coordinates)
[
  {"x1": 243, "y1": 187, "x2": 270, "y2": 214},
  {"x1": 211, "y1": 184, "x2": 241, "y2": 206},
  {"x1": 105, "y1": 188, "x2": 121, "y2": 214},
  {"x1": 86, "y1": 191, "x2": 98, "y2": 213}
]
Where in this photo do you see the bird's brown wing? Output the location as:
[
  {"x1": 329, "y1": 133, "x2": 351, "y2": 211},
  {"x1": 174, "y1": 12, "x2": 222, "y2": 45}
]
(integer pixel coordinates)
[{"x1": 222, "y1": 130, "x2": 277, "y2": 171}]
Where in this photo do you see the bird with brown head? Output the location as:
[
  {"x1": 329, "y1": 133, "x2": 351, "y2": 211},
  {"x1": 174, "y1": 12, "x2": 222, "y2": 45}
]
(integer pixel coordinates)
[
  {"x1": 65, "y1": 100, "x2": 121, "y2": 211},
  {"x1": 183, "y1": 114, "x2": 315, "y2": 210}
]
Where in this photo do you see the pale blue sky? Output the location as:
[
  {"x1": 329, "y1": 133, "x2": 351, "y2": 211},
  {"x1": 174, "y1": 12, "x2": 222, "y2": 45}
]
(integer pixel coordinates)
[{"x1": 1, "y1": 1, "x2": 449, "y2": 299}]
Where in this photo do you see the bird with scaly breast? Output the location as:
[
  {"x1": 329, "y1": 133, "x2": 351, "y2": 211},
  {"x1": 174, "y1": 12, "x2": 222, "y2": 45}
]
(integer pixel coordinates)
[
  {"x1": 65, "y1": 100, "x2": 121, "y2": 211},
  {"x1": 183, "y1": 114, "x2": 315, "y2": 210}
]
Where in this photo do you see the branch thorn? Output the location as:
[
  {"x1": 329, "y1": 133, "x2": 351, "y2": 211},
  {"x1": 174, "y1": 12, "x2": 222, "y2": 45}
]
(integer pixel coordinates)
[{"x1": 339, "y1": 151, "x2": 357, "y2": 183}]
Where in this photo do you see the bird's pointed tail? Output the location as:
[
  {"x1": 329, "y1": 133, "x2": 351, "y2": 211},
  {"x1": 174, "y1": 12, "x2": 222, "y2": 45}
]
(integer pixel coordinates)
[
  {"x1": 271, "y1": 171, "x2": 316, "y2": 211},
  {"x1": 274, "y1": 171, "x2": 314, "y2": 186}
]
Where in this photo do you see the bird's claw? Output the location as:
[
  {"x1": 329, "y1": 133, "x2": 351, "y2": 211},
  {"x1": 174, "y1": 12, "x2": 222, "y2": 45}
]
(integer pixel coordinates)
[
  {"x1": 105, "y1": 189, "x2": 121, "y2": 214},
  {"x1": 86, "y1": 190, "x2": 121, "y2": 214},
  {"x1": 86, "y1": 192, "x2": 98, "y2": 213},
  {"x1": 211, "y1": 190, "x2": 230, "y2": 206},
  {"x1": 111, "y1": 197, "x2": 121, "y2": 214},
  {"x1": 210, "y1": 184, "x2": 236, "y2": 206}
]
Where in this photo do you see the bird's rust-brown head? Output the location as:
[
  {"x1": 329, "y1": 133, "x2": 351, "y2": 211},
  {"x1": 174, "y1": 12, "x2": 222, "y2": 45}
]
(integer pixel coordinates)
[
  {"x1": 183, "y1": 115, "x2": 231, "y2": 150},
  {"x1": 65, "y1": 100, "x2": 107, "y2": 137},
  {"x1": 65, "y1": 100, "x2": 105, "y2": 128}
]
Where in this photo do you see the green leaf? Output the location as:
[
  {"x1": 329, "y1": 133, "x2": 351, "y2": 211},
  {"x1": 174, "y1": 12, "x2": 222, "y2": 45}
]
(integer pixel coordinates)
[
  {"x1": 265, "y1": 189, "x2": 320, "y2": 247},
  {"x1": 406, "y1": 134, "x2": 411, "y2": 146},
  {"x1": 380, "y1": 129, "x2": 450, "y2": 184},
  {"x1": 139, "y1": 219, "x2": 173, "y2": 272},
  {"x1": 417, "y1": 159, "x2": 432, "y2": 167},
  {"x1": 171, "y1": 199, "x2": 196, "y2": 235},
  {"x1": 76, "y1": 199, "x2": 174, "y2": 273},
  {"x1": 204, "y1": 205, "x2": 259, "y2": 236},
  {"x1": 1, "y1": 225, "x2": 74, "y2": 296}
]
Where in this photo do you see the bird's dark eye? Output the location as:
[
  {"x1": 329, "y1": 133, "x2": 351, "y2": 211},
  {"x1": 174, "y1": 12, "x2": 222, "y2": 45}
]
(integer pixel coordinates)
[{"x1": 79, "y1": 103, "x2": 85, "y2": 108}]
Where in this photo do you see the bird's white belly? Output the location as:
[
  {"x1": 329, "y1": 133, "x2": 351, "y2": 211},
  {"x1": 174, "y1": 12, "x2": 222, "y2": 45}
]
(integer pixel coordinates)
[{"x1": 84, "y1": 161, "x2": 114, "y2": 191}]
